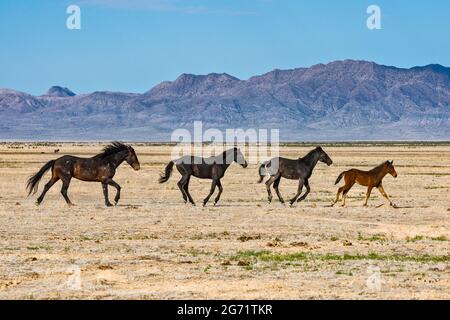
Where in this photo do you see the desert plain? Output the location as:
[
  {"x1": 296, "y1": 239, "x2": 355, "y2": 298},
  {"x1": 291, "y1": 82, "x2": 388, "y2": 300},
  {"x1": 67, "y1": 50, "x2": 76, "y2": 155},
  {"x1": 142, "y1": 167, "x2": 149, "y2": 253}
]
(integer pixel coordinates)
[{"x1": 0, "y1": 142, "x2": 449, "y2": 299}]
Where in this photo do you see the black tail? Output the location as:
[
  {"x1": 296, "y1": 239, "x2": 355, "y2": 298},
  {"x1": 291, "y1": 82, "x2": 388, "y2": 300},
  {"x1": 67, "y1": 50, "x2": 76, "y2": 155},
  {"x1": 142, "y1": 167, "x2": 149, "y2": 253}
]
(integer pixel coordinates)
[
  {"x1": 335, "y1": 171, "x2": 346, "y2": 185},
  {"x1": 257, "y1": 161, "x2": 270, "y2": 183},
  {"x1": 159, "y1": 161, "x2": 174, "y2": 183},
  {"x1": 27, "y1": 160, "x2": 55, "y2": 196}
]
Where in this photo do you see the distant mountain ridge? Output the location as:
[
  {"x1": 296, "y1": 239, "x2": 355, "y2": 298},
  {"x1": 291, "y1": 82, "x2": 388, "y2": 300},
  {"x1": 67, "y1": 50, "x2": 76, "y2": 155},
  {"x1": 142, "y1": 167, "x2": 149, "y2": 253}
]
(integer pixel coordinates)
[{"x1": 1, "y1": 60, "x2": 449, "y2": 141}]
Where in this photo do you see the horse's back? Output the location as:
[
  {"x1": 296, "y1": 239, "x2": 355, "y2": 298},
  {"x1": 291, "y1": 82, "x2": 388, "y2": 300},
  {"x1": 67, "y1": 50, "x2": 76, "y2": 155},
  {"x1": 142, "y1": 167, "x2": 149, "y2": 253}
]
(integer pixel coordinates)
[
  {"x1": 53, "y1": 155, "x2": 99, "y2": 178},
  {"x1": 176, "y1": 155, "x2": 201, "y2": 165},
  {"x1": 263, "y1": 157, "x2": 298, "y2": 178},
  {"x1": 54, "y1": 155, "x2": 92, "y2": 166},
  {"x1": 345, "y1": 169, "x2": 372, "y2": 186},
  {"x1": 345, "y1": 169, "x2": 369, "y2": 177},
  {"x1": 266, "y1": 157, "x2": 296, "y2": 166},
  {"x1": 54, "y1": 155, "x2": 76, "y2": 166}
]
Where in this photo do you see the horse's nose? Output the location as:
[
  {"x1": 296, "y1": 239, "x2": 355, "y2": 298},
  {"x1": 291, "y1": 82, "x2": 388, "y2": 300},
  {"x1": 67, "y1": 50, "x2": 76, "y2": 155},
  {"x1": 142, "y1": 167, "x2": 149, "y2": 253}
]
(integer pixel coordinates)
[{"x1": 134, "y1": 164, "x2": 141, "y2": 171}]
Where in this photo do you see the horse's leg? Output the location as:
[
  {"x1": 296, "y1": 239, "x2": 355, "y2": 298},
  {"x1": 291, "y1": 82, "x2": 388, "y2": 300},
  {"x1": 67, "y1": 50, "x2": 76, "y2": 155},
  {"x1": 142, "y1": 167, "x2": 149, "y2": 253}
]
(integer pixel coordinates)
[
  {"x1": 60, "y1": 176, "x2": 74, "y2": 206},
  {"x1": 377, "y1": 184, "x2": 395, "y2": 207},
  {"x1": 102, "y1": 183, "x2": 113, "y2": 207},
  {"x1": 177, "y1": 175, "x2": 188, "y2": 204},
  {"x1": 213, "y1": 179, "x2": 223, "y2": 206},
  {"x1": 183, "y1": 175, "x2": 195, "y2": 205},
  {"x1": 332, "y1": 186, "x2": 345, "y2": 206},
  {"x1": 106, "y1": 179, "x2": 121, "y2": 205},
  {"x1": 273, "y1": 176, "x2": 284, "y2": 204},
  {"x1": 363, "y1": 186, "x2": 373, "y2": 207},
  {"x1": 289, "y1": 179, "x2": 304, "y2": 206},
  {"x1": 203, "y1": 179, "x2": 218, "y2": 207},
  {"x1": 265, "y1": 175, "x2": 278, "y2": 203},
  {"x1": 341, "y1": 183, "x2": 354, "y2": 207},
  {"x1": 297, "y1": 179, "x2": 311, "y2": 202},
  {"x1": 36, "y1": 175, "x2": 59, "y2": 205}
]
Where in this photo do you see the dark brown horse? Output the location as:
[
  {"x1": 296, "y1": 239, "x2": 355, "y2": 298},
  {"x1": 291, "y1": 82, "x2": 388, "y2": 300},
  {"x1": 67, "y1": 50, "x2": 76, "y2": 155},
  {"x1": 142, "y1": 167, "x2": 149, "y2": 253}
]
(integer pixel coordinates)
[
  {"x1": 333, "y1": 160, "x2": 398, "y2": 207},
  {"x1": 258, "y1": 147, "x2": 333, "y2": 206},
  {"x1": 159, "y1": 148, "x2": 248, "y2": 206},
  {"x1": 27, "y1": 142, "x2": 140, "y2": 207}
]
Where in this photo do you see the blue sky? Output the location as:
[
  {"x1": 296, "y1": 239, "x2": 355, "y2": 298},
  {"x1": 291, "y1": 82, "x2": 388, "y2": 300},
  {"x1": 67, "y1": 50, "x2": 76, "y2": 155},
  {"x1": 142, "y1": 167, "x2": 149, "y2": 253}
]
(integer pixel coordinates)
[{"x1": 1, "y1": 0, "x2": 449, "y2": 95}]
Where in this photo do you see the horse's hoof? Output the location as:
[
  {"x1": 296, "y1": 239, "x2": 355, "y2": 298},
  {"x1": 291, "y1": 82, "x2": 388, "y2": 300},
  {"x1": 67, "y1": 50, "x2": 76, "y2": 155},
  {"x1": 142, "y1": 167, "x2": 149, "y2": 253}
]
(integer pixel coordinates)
[
  {"x1": 68, "y1": 203, "x2": 76, "y2": 207},
  {"x1": 105, "y1": 203, "x2": 113, "y2": 207},
  {"x1": 213, "y1": 202, "x2": 217, "y2": 206}
]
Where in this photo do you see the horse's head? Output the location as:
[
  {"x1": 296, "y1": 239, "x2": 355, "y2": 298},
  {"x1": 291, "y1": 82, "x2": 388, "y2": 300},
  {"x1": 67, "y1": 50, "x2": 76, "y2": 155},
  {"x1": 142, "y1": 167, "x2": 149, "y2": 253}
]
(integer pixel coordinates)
[
  {"x1": 233, "y1": 147, "x2": 248, "y2": 168},
  {"x1": 316, "y1": 146, "x2": 333, "y2": 166},
  {"x1": 386, "y1": 160, "x2": 397, "y2": 178},
  {"x1": 125, "y1": 146, "x2": 140, "y2": 171}
]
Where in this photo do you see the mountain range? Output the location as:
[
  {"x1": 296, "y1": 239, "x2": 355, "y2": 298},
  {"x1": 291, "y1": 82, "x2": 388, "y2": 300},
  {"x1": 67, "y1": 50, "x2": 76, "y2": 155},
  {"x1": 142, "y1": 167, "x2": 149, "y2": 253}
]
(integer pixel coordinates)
[{"x1": 1, "y1": 60, "x2": 449, "y2": 141}]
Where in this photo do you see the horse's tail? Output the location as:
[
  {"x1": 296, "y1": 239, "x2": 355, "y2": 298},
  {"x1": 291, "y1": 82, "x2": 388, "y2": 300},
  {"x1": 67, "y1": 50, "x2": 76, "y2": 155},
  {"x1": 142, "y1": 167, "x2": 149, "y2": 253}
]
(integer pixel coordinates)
[
  {"x1": 159, "y1": 161, "x2": 174, "y2": 183},
  {"x1": 27, "y1": 160, "x2": 55, "y2": 196},
  {"x1": 257, "y1": 161, "x2": 270, "y2": 183},
  {"x1": 335, "y1": 171, "x2": 347, "y2": 185}
]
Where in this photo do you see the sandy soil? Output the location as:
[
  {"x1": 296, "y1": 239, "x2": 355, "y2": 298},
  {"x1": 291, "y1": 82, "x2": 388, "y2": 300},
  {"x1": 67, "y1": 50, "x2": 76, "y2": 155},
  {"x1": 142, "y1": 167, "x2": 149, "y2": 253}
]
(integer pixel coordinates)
[{"x1": 0, "y1": 142, "x2": 449, "y2": 300}]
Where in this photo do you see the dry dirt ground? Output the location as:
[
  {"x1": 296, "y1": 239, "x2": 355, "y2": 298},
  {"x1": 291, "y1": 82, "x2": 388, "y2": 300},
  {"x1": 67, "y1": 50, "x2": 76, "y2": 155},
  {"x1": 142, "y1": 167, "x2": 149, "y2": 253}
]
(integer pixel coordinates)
[{"x1": 0, "y1": 142, "x2": 449, "y2": 300}]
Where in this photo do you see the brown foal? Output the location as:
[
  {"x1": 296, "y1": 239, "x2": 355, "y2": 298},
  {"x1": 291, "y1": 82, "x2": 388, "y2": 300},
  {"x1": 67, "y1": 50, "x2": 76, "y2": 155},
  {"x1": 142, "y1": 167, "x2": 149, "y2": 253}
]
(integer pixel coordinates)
[{"x1": 333, "y1": 161, "x2": 398, "y2": 207}]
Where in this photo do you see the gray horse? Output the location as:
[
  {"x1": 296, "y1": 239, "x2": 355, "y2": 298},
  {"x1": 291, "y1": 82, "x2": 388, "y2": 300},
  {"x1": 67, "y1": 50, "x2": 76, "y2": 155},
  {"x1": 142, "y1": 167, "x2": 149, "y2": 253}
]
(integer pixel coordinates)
[
  {"x1": 258, "y1": 147, "x2": 333, "y2": 206},
  {"x1": 159, "y1": 148, "x2": 248, "y2": 206}
]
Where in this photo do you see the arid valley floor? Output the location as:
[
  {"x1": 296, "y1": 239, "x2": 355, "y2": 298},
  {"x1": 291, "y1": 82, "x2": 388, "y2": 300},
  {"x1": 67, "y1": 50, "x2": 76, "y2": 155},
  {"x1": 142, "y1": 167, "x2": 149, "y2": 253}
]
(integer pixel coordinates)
[{"x1": 0, "y1": 143, "x2": 449, "y2": 299}]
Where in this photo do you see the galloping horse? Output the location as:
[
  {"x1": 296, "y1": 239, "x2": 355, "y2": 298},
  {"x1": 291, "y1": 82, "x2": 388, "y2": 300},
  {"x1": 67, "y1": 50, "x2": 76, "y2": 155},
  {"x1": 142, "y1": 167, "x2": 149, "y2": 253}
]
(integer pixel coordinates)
[
  {"x1": 258, "y1": 147, "x2": 333, "y2": 206},
  {"x1": 159, "y1": 148, "x2": 248, "y2": 206},
  {"x1": 27, "y1": 142, "x2": 140, "y2": 207},
  {"x1": 333, "y1": 160, "x2": 398, "y2": 207}
]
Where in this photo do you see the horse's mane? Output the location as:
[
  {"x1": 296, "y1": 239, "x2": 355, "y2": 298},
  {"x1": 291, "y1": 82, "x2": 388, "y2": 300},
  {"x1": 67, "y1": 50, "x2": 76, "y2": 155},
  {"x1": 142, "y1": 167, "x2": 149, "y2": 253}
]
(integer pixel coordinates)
[
  {"x1": 300, "y1": 148, "x2": 319, "y2": 161},
  {"x1": 370, "y1": 161, "x2": 389, "y2": 172},
  {"x1": 94, "y1": 141, "x2": 129, "y2": 159}
]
